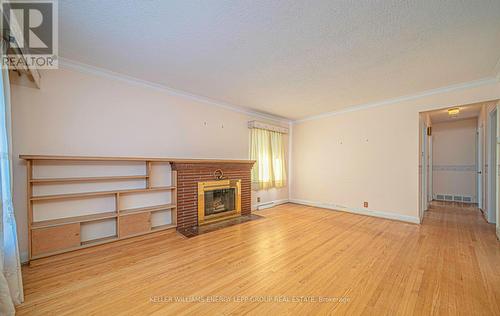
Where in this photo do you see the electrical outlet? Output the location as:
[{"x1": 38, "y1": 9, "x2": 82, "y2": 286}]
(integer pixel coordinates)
[
  {"x1": 257, "y1": 197, "x2": 261, "y2": 203},
  {"x1": 363, "y1": 201, "x2": 368, "y2": 208}
]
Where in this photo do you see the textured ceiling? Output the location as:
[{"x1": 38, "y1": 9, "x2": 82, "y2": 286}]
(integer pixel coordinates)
[{"x1": 59, "y1": 0, "x2": 500, "y2": 120}]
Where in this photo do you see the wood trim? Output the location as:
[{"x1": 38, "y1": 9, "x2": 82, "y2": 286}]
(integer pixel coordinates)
[
  {"x1": 30, "y1": 235, "x2": 119, "y2": 260},
  {"x1": 171, "y1": 170, "x2": 177, "y2": 226},
  {"x1": 19, "y1": 154, "x2": 255, "y2": 164},
  {"x1": 80, "y1": 235, "x2": 118, "y2": 246},
  {"x1": 120, "y1": 204, "x2": 176, "y2": 216},
  {"x1": 30, "y1": 175, "x2": 148, "y2": 184},
  {"x1": 146, "y1": 161, "x2": 152, "y2": 189},
  {"x1": 32, "y1": 212, "x2": 118, "y2": 229},
  {"x1": 151, "y1": 223, "x2": 176, "y2": 232},
  {"x1": 30, "y1": 186, "x2": 176, "y2": 201},
  {"x1": 27, "y1": 160, "x2": 33, "y2": 259},
  {"x1": 116, "y1": 192, "x2": 121, "y2": 239}
]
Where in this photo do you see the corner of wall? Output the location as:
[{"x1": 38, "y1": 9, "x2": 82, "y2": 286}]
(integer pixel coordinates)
[{"x1": 288, "y1": 120, "x2": 293, "y2": 202}]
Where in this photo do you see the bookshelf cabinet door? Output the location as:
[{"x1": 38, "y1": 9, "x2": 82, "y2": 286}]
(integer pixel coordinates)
[
  {"x1": 120, "y1": 213, "x2": 151, "y2": 237},
  {"x1": 32, "y1": 223, "x2": 81, "y2": 256}
]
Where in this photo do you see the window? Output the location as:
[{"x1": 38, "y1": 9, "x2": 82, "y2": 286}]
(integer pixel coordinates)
[{"x1": 250, "y1": 128, "x2": 287, "y2": 190}]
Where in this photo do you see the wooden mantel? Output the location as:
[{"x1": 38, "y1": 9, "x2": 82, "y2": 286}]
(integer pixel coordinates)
[{"x1": 19, "y1": 155, "x2": 255, "y2": 164}]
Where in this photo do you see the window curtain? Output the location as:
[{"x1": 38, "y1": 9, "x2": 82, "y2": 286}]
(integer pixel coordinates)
[
  {"x1": 0, "y1": 43, "x2": 24, "y2": 315},
  {"x1": 250, "y1": 128, "x2": 287, "y2": 190}
]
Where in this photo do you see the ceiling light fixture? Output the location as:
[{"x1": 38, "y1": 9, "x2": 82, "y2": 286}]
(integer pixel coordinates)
[{"x1": 448, "y1": 108, "x2": 460, "y2": 116}]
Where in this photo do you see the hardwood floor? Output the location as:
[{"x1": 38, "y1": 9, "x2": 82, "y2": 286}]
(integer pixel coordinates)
[{"x1": 17, "y1": 202, "x2": 500, "y2": 315}]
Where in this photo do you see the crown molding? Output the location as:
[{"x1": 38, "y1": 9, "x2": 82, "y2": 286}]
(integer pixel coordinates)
[
  {"x1": 58, "y1": 57, "x2": 291, "y2": 124},
  {"x1": 57, "y1": 57, "x2": 499, "y2": 125},
  {"x1": 294, "y1": 77, "x2": 499, "y2": 123}
]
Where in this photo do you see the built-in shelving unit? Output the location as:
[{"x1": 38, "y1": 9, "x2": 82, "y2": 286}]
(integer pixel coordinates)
[{"x1": 22, "y1": 155, "x2": 180, "y2": 261}]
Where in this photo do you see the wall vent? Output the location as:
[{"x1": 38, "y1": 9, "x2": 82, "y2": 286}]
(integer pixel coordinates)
[{"x1": 434, "y1": 194, "x2": 474, "y2": 203}]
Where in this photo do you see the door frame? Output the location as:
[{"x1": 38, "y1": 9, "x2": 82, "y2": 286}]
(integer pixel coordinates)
[
  {"x1": 487, "y1": 109, "x2": 497, "y2": 224},
  {"x1": 420, "y1": 121, "x2": 429, "y2": 218},
  {"x1": 477, "y1": 124, "x2": 483, "y2": 210},
  {"x1": 428, "y1": 135, "x2": 433, "y2": 203}
]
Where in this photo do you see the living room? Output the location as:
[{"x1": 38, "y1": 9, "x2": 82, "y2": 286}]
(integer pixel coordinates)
[{"x1": 0, "y1": 1, "x2": 499, "y2": 315}]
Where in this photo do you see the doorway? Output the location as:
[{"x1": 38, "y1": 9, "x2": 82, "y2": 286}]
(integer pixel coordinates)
[{"x1": 422, "y1": 103, "x2": 485, "y2": 207}]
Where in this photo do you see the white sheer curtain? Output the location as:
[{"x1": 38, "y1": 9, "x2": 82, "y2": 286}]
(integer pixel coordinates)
[
  {"x1": 0, "y1": 43, "x2": 24, "y2": 315},
  {"x1": 250, "y1": 128, "x2": 287, "y2": 190}
]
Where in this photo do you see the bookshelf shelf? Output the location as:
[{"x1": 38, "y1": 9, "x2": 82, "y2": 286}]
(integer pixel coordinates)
[
  {"x1": 30, "y1": 175, "x2": 149, "y2": 184},
  {"x1": 120, "y1": 204, "x2": 176, "y2": 216},
  {"x1": 32, "y1": 211, "x2": 118, "y2": 229}
]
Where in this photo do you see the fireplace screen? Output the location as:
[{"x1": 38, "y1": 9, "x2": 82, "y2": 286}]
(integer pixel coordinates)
[
  {"x1": 204, "y1": 188, "x2": 236, "y2": 216},
  {"x1": 198, "y1": 179, "x2": 241, "y2": 225}
]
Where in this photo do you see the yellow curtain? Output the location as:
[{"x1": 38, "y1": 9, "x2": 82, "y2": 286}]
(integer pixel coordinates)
[{"x1": 250, "y1": 128, "x2": 287, "y2": 190}]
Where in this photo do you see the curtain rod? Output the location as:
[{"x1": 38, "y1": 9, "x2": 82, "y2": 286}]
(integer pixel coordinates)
[{"x1": 248, "y1": 120, "x2": 289, "y2": 134}]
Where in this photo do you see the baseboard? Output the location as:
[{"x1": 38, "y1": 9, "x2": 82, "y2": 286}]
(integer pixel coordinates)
[
  {"x1": 20, "y1": 251, "x2": 29, "y2": 264},
  {"x1": 290, "y1": 199, "x2": 420, "y2": 224},
  {"x1": 254, "y1": 199, "x2": 289, "y2": 211}
]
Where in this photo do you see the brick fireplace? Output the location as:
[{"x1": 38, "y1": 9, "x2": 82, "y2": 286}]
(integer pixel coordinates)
[{"x1": 171, "y1": 160, "x2": 255, "y2": 229}]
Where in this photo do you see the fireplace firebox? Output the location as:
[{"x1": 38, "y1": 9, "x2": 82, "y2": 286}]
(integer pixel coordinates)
[{"x1": 198, "y1": 179, "x2": 241, "y2": 225}]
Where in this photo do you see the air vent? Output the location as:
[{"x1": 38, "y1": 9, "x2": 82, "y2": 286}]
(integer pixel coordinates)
[
  {"x1": 463, "y1": 196, "x2": 472, "y2": 202},
  {"x1": 434, "y1": 194, "x2": 474, "y2": 203}
]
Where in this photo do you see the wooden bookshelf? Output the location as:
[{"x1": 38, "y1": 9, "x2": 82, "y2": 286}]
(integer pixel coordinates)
[{"x1": 22, "y1": 155, "x2": 181, "y2": 261}]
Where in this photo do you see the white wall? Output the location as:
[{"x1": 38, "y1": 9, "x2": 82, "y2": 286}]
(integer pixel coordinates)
[
  {"x1": 11, "y1": 65, "x2": 290, "y2": 261},
  {"x1": 431, "y1": 118, "x2": 477, "y2": 201},
  {"x1": 291, "y1": 80, "x2": 500, "y2": 223}
]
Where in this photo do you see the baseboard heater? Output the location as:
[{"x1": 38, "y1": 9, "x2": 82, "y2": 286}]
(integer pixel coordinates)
[
  {"x1": 257, "y1": 201, "x2": 274, "y2": 210},
  {"x1": 435, "y1": 194, "x2": 473, "y2": 203}
]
